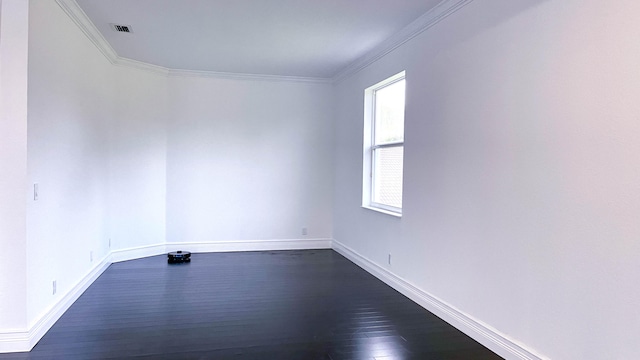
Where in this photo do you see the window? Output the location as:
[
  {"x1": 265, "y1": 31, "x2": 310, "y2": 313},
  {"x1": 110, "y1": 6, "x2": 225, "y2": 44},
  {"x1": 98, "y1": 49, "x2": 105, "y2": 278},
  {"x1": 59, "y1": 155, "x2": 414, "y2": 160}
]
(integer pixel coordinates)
[{"x1": 363, "y1": 71, "x2": 405, "y2": 216}]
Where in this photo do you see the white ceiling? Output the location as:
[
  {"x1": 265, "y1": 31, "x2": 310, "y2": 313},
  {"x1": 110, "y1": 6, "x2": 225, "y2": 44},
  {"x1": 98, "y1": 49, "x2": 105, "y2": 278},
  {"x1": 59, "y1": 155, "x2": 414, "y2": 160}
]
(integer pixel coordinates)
[{"x1": 75, "y1": 0, "x2": 443, "y2": 79}]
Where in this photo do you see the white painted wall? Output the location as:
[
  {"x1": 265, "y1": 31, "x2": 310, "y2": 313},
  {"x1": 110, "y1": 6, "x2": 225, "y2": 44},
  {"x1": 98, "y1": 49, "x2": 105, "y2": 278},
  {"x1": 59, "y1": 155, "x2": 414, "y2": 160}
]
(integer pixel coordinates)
[
  {"x1": 2, "y1": 0, "x2": 332, "y2": 351},
  {"x1": 166, "y1": 77, "x2": 333, "y2": 245},
  {"x1": 11, "y1": 0, "x2": 640, "y2": 357},
  {"x1": 108, "y1": 66, "x2": 167, "y2": 251},
  {"x1": 26, "y1": 0, "x2": 113, "y2": 326},
  {"x1": 333, "y1": 0, "x2": 640, "y2": 359},
  {"x1": 0, "y1": 0, "x2": 28, "y2": 332},
  {"x1": 18, "y1": 0, "x2": 334, "y2": 338}
]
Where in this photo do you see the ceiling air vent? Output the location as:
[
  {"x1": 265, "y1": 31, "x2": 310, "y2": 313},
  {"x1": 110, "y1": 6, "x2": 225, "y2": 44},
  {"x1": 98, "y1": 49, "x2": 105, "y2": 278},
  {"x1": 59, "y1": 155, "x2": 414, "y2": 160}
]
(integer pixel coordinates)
[{"x1": 111, "y1": 24, "x2": 133, "y2": 33}]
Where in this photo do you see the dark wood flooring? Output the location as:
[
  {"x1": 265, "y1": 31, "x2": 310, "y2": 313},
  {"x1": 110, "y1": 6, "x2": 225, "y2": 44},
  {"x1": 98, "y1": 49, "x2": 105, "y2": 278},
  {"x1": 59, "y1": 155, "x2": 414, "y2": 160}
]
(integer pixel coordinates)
[{"x1": 1, "y1": 250, "x2": 502, "y2": 359}]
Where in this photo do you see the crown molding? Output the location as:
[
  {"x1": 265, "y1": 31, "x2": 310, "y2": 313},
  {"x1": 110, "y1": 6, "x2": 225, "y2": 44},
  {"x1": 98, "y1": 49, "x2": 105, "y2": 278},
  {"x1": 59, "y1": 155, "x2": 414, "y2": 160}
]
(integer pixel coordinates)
[
  {"x1": 331, "y1": 0, "x2": 474, "y2": 83},
  {"x1": 55, "y1": 0, "x2": 118, "y2": 63},
  {"x1": 112, "y1": 57, "x2": 332, "y2": 83},
  {"x1": 167, "y1": 68, "x2": 331, "y2": 83},
  {"x1": 113, "y1": 57, "x2": 170, "y2": 76}
]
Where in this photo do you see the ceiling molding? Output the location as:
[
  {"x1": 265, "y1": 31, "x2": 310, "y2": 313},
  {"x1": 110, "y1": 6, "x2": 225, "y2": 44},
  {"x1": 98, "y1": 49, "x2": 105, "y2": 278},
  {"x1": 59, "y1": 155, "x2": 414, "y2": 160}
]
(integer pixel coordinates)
[
  {"x1": 56, "y1": 0, "x2": 472, "y2": 84},
  {"x1": 55, "y1": 0, "x2": 119, "y2": 64},
  {"x1": 167, "y1": 69, "x2": 331, "y2": 84},
  {"x1": 331, "y1": 0, "x2": 474, "y2": 83},
  {"x1": 113, "y1": 57, "x2": 170, "y2": 76},
  {"x1": 113, "y1": 58, "x2": 331, "y2": 83}
]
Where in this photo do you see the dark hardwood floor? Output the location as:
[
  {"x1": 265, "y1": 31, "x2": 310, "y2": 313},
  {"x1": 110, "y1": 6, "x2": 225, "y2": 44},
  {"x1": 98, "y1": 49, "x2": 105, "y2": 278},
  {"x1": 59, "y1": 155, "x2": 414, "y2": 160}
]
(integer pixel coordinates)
[{"x1": 1, "y1": 250, "x2": 502, "y2": 359}]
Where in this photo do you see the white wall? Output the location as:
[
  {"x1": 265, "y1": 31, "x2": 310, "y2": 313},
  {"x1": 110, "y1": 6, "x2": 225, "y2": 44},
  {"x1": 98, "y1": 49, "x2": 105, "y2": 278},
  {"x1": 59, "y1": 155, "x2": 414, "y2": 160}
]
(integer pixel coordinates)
[
  {"x1": 333, "y1": 0, "x2": 640, "y2": 359},
  {"x1": 15, "y1": 0, "x2": 334, "y2": 340},
  {"x1": 16, "y1": 0, "x2": 335, "y2": 338},
  {"x1": 12, "y1": 0, "x2": 640, "y2": 357},
  {"x1": 25, "y1": 0, "x2": 172, "y2": 325},
  {"x1": 108, "y1": 66, "x2": 167, "y2": 251},
  {"x1": 166, "y1": 76, "x2": 333, "y2": 245},
  {"x1": 1, "y1": 0, "x2": 334, "y2": 352},
  {"x1": 0, "y1": 0, "x2": 28, "y2": 332},
  {"x1": 26, "y1": 0, "x2": 114, "y2": 326}
]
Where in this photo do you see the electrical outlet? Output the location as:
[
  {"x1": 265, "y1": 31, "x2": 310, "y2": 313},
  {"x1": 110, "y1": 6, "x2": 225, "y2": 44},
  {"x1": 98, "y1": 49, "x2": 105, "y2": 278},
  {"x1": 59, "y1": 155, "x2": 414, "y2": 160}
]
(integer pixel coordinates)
[
  {"x1": 52, "y1": 280, "x2": 57, "y2": 295},
  {"x1": 388, "y1": 254, "x2": 391, "y2": 265},
  {"x1": 90, "y1": 251, "x2": 93, "y2": 262},
  {"x1": 302, "y1": 227, "x2": 308, "y2": 236},
  {"x1": 108, "y1": 238, "x2": 111, "y2": 248},
  {"x1": 34, "y1": 183, "x2": 39, "y2": 201}
]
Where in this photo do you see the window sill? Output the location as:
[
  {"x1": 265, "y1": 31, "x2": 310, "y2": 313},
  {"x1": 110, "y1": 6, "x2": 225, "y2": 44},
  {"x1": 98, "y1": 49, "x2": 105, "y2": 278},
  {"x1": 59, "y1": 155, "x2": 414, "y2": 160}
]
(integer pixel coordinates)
[{"x1": 362, "y1": 205, "x2": 402, "y2": 218}]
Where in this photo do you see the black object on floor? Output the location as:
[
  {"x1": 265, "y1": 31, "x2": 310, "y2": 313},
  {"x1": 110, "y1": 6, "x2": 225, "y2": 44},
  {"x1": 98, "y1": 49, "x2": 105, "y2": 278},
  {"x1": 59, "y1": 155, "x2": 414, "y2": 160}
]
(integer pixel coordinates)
[
  {"x1": 167, "y1": 250, "x2": 191, "y2": 263},
  {"x1": 0, "y1": 250, "x2": 502, "y2": 360}
]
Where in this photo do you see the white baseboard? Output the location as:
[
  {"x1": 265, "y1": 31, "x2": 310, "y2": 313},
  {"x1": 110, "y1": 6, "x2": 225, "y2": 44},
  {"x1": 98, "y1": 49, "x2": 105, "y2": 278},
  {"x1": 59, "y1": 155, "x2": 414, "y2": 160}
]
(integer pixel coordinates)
[
  {"x1": 166, "y1": 238, "x2": 332, "y2": 253},
  {"x1": 331, "y1": 239, "x2": 546, "y2": 360},
  {"x1": 109, "y1": 239, "x2": 332, "y2": 262},
  {"x1": 0, "y1": 330, "x2": 29, "y2": 353},
  {"x1": 110, "y1": 243, "x2": 167, "y2": 263},
  {"x1": 0, "y1": 256, "x2": 111, "y2": 353}
]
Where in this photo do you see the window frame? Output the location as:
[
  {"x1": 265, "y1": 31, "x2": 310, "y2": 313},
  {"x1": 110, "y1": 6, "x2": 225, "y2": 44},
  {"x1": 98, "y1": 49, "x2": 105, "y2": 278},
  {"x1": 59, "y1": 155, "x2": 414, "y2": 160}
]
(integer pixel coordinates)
[{"x1": 362, "y1": 71, "x2": 406, "y2": 217}]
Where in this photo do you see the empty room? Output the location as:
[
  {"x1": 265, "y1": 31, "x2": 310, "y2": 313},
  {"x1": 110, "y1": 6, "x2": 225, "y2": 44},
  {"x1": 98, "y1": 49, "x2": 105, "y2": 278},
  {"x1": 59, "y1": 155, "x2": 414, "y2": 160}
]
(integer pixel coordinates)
[{"x1": 1, "y1": 0, "x2": 638, "y2": 359}]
